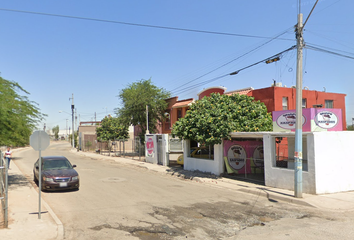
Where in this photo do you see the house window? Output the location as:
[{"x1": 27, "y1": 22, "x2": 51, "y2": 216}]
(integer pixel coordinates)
[
  {"x1": 177, "y1": 108, "x2": 182, "y2": 120},
  {"x1": 164, "y1": 110, "x2": 171, "y2": 130},
  {"x1": 302, "y1": 98, "x2": 307, "y2": 108},
  {"x1": 325, "y1": 100, "x2": 333, "y2": 108},
  {"x1": 282, "y1": 97, "x2": 288, "y2": 110},
  {"x1": 188, "y1": 141, "x2": 214, "y2": 160},
  {"x1": 274, "y1": 136, "x2": 308, "y2": 171}
]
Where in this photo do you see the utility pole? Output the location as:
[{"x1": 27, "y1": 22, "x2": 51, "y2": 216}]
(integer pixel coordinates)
[
  {"x1": 75, "y1": 108, "x2": 78, "y2": 131},
  {"x1": 294, "y1": 0, "x2": 319, "y2": 198},
  {"x1": 146, "y1": 105, "x2": 149, "y2": 134},
  {"x1": 70, "y1": 94, "x2": 75, "y2": 149},
  {"x1": 294, "y1": 12, "x2": 304, "y2": 198}
]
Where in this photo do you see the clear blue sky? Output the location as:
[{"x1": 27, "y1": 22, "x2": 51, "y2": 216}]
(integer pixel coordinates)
[{"x1": 0, "y1": 0, "x2": 353, "y2": 132}]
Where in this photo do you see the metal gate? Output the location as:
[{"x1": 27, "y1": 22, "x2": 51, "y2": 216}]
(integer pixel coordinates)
[
  {"x1": 145, "y1": 134, "x2": 169, "y2": 166},
  {"x1": 0, "y1": 150, "x2": 8, "y2": 228},
  {"x1": 157, "y1": 135, "x2": 163, "y2": 165}
]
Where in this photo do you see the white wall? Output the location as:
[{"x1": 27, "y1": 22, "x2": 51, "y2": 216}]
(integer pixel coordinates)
[
  {"x1": 180, "y1": 131, "x2": 354, "y2": 194},
  {"x1": 264, "y1": 133, "x2": 317, "y2": 194},
  {"x1": 313, "y1": 131, "x2": 354, "y2": 194},
  {"x1": 264, "y1": 131, "x2": 354, "y2": 194},
  {"x1": 183, "y1": 140, "x2": 224, "y2": 176}
]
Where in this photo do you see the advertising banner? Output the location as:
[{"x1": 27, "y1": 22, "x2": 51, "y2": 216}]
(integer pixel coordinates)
[
  {"x1": 223, "y1": 140, "x2": 263, "y2": 174},
  {"x1": 272, "y1": 108, "x2": 342, "y2": 132}
]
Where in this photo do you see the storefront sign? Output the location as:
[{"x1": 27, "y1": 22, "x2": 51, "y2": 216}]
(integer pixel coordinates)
[
  {"x1": 223, "y1": 140, "x2": 263, "y2": 174},
  {"x1": 227, "y1": 145, "x2": 246, "y2": 170},
  {"x1": 272, "y1": 108, "x2": 342, "y2": 132},
  {"x1": 146, "y1": 137, "x2": 154, "y2": 157},
  {"x1": 275, "y1": 112, "x2": 306, "y2": 130},
  {"x1": 315, "y1": 110, "x2": 338, "y2": 129},
  {"x1": 253, "y1": 146, "x2": 264, "y2": 167}
]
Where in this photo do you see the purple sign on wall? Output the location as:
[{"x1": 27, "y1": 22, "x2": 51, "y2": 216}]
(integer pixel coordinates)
[
  {"x1": 224, "y1": 140, "x2": 263, "y2": 174},
  {"x1": 272, "y1": 108, "x2": 342, "y2": 132}
]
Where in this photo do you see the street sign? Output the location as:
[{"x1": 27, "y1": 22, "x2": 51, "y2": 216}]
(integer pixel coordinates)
[
  {"x1": 30, "y1": 130, "x2": 50, "y2": 151},
  {"x1": 30, "y1": 130, "x2": 50, "y2": 220}
]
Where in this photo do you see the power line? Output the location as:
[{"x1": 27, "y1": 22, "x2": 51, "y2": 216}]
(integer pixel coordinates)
[
  {"x1": 305, "y1": 44, "x2": 354, "y2": 60},
  {"x1": 306, "y1": 41, "x2": 354, "y2": 56},
  {"x1": 173, "y1": 74, "x2": 230, "y2": 95},
  {"x1": 173, "y1": 46, "x2": 297, "y2": 96},
  {"x1": 229, "y1": 46, "x2": 296, "y2": 75},
  {"x1": 305, "y1": 31, "x2": 354, "y2": 51},
  {"x1": 0, "y1": 8, "x2": 294, "y2": 40},
  {"x1": 170, "y1": 27, "x2": 294, "y2": 93}
]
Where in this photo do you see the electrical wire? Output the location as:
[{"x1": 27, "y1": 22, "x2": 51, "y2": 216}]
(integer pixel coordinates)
[
  {"x1": 173, "y1": 74, "x2": 230, "y2": 95},
  {"x1": 307, "y1": 0, "x2": 343, "y2": 17},
  {"x1": 0, "y1": 8, "x2": 294, "y2": 40},
  {"x1": 305, "y1": 44, "x2": 354, "y2": 60},
  {"x1": 305, "y1": 31, "x2": 354, "y2": 51},
  {"x1": 229, "y1": 46, "x2": 296, "y2": 75},
  {"x1": 173, "y1": 46, "x2": 297, "y2": 96},
  {"x1": 170, "y1": 27, "x2": 295, "y2": 93}
]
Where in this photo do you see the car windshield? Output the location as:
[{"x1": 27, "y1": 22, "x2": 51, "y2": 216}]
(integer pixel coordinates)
[{"x1": 43, "y1": 159, "x2": 72, "y2": 170}]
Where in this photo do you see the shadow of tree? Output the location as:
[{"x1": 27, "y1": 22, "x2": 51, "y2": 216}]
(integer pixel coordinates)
[{"x1": 8, "y1": 173, "x2": 31, "y2": 190}]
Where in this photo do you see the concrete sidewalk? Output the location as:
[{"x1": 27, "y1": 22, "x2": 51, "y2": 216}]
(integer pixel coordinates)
[
  {"x1": 0, "y1": 160, "x2": 61, "y2": 240},
  {"x1": 2, "y1": 149, "x2": 354, "y2": 240}
]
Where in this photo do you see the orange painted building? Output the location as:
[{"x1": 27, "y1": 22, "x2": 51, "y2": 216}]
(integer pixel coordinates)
[
  {"x1": 161, "y1": 96, "x2": 195, "y2": 134},
  {"x1": 249, "y1": 85, "x2": 347, "y2": 129},
  {"x1": 159, "y1": 84, "x2": 347, "y2": 133}
]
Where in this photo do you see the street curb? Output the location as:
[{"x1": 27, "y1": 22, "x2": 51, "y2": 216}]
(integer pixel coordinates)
[
  {"x1": 160, "y1": 167, "x2": 315, "y2": 208},
  {"x1": 41, "y1": 199, "x2": 64, "y2": 240},
  {"x1": 238, "y1": 188, "x2": 314, "y2": 208},
  {"x1": 13, "y1": 148, "x2": 64, "y2": 240}
]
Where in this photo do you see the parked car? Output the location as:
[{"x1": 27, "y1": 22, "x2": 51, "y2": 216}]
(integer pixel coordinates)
[
  {"x1": 33, "y1": 156, "x2": 80, "y2": 191},
  {"x1": 177, "y1": 147, "x2": 214, "y2": 165}
]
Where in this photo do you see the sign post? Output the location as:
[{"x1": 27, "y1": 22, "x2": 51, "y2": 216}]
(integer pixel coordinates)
[{"x1": 30, "y1": 130, "x2": 50, "y2": 219}]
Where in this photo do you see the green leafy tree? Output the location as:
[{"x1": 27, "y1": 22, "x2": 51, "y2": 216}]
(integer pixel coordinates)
[
  {"x1": 172, "y1": 93, "x2": 272, "y2": 146},
  {"x1": 96, "y1": 116, "x2": 129, "y2": 142},
  {"x1": 0, "y1": 77, "x2": 46, "y2": 146},
  {"x1": 52, "y1": 125, "x2": 60, "y2": 139},
  {"x1": 69, "y1": 130, "x2": 78, "y2": 147},
  {"x1": 116, "y1": 79, "x2": 170, "y2": 142}
]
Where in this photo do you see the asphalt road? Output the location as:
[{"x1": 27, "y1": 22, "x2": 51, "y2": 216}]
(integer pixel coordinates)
[{"x1": 13, "y1": 142, "x2": 354, "y2": 240}]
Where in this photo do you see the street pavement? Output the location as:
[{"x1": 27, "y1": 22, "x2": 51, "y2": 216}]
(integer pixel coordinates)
[{"x1": 2, "y1": 148, "x2": 354, "y2": 240}]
